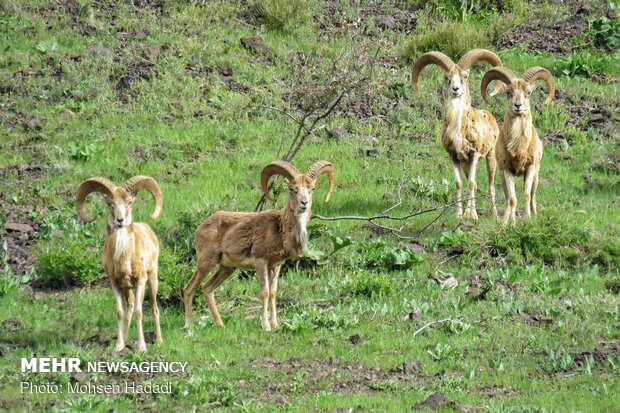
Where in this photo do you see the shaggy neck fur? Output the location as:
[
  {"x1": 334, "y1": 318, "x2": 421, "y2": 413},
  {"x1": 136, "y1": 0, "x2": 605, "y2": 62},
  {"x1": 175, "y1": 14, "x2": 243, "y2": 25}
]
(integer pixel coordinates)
[
  {"x1": 505, "y1": 111, "x2": 533, "y2": 157},
  {"x1": 107, "y1": 224, "x2": 133, "y2": 263},
  {"x1": 281, "y1": 205, "x2": 309, "y2": 254},
  {"x1": 444, "y1": 91, "x2": 471, "y2": 152}
]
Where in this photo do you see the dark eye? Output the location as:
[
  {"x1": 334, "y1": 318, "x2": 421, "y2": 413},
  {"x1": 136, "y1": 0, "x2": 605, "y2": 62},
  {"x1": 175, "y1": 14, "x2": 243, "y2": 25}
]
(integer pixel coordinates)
[{"x1": 291, "y1": 189, "x2": 297, "y2": 194}]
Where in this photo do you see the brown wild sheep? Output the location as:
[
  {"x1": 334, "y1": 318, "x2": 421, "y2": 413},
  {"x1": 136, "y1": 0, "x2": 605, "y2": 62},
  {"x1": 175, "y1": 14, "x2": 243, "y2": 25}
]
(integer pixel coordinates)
[
  {"x1": 76, "y1": 176, "x2": 163, "y2": 352},
  {"x1": 183, "y1": 160, "x2": 335, "y2": 333},
  {"x1": 481, "y1": 66, "x2": 555, "y2": 226}
]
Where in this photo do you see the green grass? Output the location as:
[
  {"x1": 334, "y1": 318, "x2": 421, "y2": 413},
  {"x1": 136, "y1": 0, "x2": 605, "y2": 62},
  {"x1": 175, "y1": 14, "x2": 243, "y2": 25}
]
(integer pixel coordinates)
[{"x1": 0, "y1": 0, "x2": 619, "y2": 411}]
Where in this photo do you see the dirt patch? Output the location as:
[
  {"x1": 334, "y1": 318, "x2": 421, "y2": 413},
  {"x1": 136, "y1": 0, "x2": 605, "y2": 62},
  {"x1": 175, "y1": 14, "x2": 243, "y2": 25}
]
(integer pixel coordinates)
[
  {"x1": 0, "y1": 194, "x2": 43, "y2": 276},
  {"x1": 245, "y1": 356, "x2": 432, "y2": 400},
  {"x1": 111, "y1": 57, "x2": 156, "y2": 101},
  {"x1": 316, "y1": 1, "x2": 418, "y2": 35},
  {"x1": 495, "y1": 14, "x2": 587, "y2": 55},
  {"x1": 414, "y1": 391, "x2": 477, "y2": 412}
]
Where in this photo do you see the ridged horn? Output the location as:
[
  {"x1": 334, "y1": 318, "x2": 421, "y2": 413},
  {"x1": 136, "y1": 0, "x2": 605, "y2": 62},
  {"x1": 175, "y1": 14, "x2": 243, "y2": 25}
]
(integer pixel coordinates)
[
  {"x1": 76, "y1": 177, "x2": 116, "y2": 223},
  {"x1": 260, "y1": 161, "x2": 300, "y2": 202},
  {"x1": 457, "y1": 48, "x2": 503, "y2": 96},
  {"x1": 305, "y1": 161, "x2": 336, "y2": 203},
  {"x1": 522, "y1": 67, "x2": 555, "y2": 105},
  {"x1": 481, "y1": 67, "x2": 516, "y2": 103},
  {"x1": 122, "y1": 176, "x2": 163, "y2": 220},
  {"x1": 411, "y1": 51, "x2": 454, "y2": 98}
]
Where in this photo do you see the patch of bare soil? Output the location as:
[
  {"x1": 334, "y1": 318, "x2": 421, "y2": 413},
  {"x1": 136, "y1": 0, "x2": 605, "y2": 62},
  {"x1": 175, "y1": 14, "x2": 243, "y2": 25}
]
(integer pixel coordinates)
[
  {"x1": 544, "y1": 90, "x2": 620, "y2": 143},
  {"x1": 110, "y1": 57, "x2": 156, "y2": 101},
  {"x1": 316, "y1": 0, "x2": 418, "y2": 35},
  {"x1": 415, "y1": 391, "x2": 478, "y2": 412},
  {"x1": 495, "y1": 14, "x2": 587, "y2": 55},
  {"x1": 246, "y1": 356, "x2": 432, "y2": 400}
]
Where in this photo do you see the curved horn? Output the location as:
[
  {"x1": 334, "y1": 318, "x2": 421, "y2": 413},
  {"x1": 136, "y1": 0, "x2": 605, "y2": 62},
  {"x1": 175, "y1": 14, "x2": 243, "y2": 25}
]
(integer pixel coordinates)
[
  {"x1": 522, "y1": 67, "x2": 555, "y2": 105},
  {"x1": 305, "y1": 161, "x2": 336, "y2": 203},
  {"x1": 457, "y1": 48, "x2": 503, "y2": 96},
  {"x1": 122, "y1": 176, "x2": 163, "y2": 220},
  {"x1": 260, "y1": 160, "x2": 300, "y2": 202},
  {"x1": 411, "y1": 51, "x2": 454, "y2": 98},
  {"x1": 481, "y1": 67, "x2": 516, "y2": 103},
  {"x1": 76, "y1": 177, "x2": 116, "y2": 223}
]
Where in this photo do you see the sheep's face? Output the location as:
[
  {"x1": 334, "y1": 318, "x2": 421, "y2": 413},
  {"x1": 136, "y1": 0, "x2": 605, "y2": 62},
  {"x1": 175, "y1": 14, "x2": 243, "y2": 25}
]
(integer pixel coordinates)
[
  {"x1": 105, "y1": 189, "x2": 134, "y2": 229},
  {"x1": 445, "y1": 66, "x2": 469, "y2": 98},
  {"x1": 506, "y1": 80, "x2": 534, "y2": 117},
  {"x1": 287, "y1": 175, "x2": 314, "y2": 214}
]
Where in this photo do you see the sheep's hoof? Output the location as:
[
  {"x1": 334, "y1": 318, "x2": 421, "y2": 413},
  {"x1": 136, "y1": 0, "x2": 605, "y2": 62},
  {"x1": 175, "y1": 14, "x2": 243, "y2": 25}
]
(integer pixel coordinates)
[
  {"x1": 270, "y1": 320, "x2": 279, "y2": 330},
  {"x1": 155, "y1": 338, "x2": 163, "y2": 346},
  {"x1": 136, "y1": 344, "x2": 147, "y2": 353},
  {"x1": 261, "y1": 322, "x2": 272, "y2": 332},
  {"x1": 463, "y1": 208, "x2": 478, "y2": 220}
]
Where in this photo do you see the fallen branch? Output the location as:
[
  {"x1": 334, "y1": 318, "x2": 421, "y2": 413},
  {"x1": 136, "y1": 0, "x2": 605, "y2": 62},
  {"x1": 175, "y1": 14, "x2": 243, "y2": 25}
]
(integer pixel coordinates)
[{"x1": 413, "y1": 318, "x2": 454, "y2": 337}]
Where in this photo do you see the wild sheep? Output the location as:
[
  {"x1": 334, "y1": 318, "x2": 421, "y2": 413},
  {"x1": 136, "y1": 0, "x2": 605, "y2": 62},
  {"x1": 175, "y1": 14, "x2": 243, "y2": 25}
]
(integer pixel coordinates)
[
  {"x1": 480, "y1": 66, "x2": 555, "y2": 226},
  {"x1": 411, "y1": 49, "x2": 503, "y2": 220},
  {"x1": 182, "y1": 160, "x2": 335, "y2": 333},
  {"x1": 76, "y1": 176, "x2": 163, "y2": 352}
]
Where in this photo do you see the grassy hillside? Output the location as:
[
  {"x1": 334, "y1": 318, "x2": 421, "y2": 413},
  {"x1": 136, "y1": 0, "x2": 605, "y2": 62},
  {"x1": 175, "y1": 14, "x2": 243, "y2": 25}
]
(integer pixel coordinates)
[{"x1": 0, "y1": 0, "x2": 618, "y2": 411}]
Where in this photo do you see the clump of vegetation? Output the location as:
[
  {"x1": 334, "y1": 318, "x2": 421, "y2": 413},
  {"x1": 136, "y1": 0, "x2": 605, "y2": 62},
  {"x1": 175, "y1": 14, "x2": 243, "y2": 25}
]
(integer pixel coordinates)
[
  {"x1": 36, "y1": 239, "x2": 103, "y2": 288},
  {"x1": 349, "y1": 238, "x2": 423, "y2": 271},
  {"x1": 551, "y1": 51, "x2": 618, "y2": 78},
  {"x1": 401, "y1": 22, "x2": 490, "y2": 64},
  {"x1": 589, "y1": 9, "x2": 620, "y2": 49},
  {"x1": 157, "y1": 246, "x2": 192, "y2": 305},
  {"x1": 254, "y1": 0, "x2": 310, "y2": 31},
  {"x1": 441, "y1": 214, "x2": 620, "y2": 270}
]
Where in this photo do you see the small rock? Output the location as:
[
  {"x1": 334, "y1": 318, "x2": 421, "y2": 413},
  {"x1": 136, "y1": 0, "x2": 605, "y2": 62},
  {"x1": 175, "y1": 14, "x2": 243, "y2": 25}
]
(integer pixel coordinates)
[
  {"x1": 71, "y1": 372, "x2": 88, "y2": 382},
  {"x1": 415, "y1": 391, "x2": 462, "y2": 410},
  {"x1": 145, "y1": 46, "x2": 162, "y2": 58},
  {"x1": 382, "y1": 192, "x2": 396, "y2": 201},
  {"x1": 173, "y1": 161, "x2": 184, "y2": 169},
  {"x1": 240, "y1": 36, "x2": 274, "y2": 59},
  {"x1": 364, "y1": 148, "x2": 378, "y2": 157},
  {"x1": 218, "y1": 66, "x2": 233, "y2": 77},
  {"x1": 402, "y1": 359, "x2": 423, "y2": 374},
  {"x1": 88, "y1": 46, "x2": 112, "y2": 57},
  {"x1": 348, "y1": 333, "x2": 362, "y2": 345},
  {"x1": 23, "y1": 118, "x2": 42, "y2": 131},
  {"x1": 361, "y1": 135, "x2": 379, "y2": 145},
  {"x1": 1, "y1": 317, "x2": 23, "y2": 331},
  {"x1": 404, "y1": 309, "x2": 422, "y2": 320},
  {"x1": 5, "y1": 223, "x2": 34, "y2": 233},
  {"x1": 587, "y1": 113, "x2": 605, "y2": 124},
  {"x1": 326, "y1": 127, "x2": 349, "y2": 142},
  {"x1": 375, "y1": 15, "x2": 397, "y2": 30}
]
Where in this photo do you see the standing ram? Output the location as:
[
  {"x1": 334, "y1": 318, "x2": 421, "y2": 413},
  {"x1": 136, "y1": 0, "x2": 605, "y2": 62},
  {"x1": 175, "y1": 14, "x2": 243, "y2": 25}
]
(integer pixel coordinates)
[
  {"x1": 183, "y1": 160, "x2": 335, "y2": 333},
  {"x1": 411, "y1": 49, "x2": 503, "y2": 220},
  {"x1": 76, "y1": 176, "x2": 163, "y2": 352},
  {"x1": 480, "y1": 66, "x2": 555, "y2": 226}
]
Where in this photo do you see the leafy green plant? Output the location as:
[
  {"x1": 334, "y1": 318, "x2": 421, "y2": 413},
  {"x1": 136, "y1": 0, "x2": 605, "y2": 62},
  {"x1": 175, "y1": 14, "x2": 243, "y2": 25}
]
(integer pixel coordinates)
[
  {"x1": 67, "y1": 141, "x2": 99, "y2": 162},
  {"x1": 551, "y1": 51, "x2": 613, "y2": 78},
  {"x1": 410, "y1": 175, "x2": 451, "y2": 202},
  {"x1": 157, "y1": 246, "x2": 193, "y2": 304},
  {"x1": 547, "y1": 349, "x2": 574, "y2": 372},
  {"x1": 589, "y1": 8, "x2": 620, "y2": 48},
  {"x1": 36, "y1": 239, "x2": 104, "y2": 288},
  {"x1": 352, "y1": 238, "x2": 423, "y2": 271}
]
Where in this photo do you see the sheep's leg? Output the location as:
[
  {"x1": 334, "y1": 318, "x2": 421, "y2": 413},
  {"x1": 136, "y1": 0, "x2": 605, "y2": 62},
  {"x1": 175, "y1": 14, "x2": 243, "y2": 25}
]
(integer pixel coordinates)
[
  {"x1": 523, "y1": 165, "x2": 536, "y2": 218},
  {"x1": 268, "y1": 266, "x2": 281, "y2": 329},
  {"x1": 122, "y1": 288, "x2": 135, "y2": 345},
  {"x1": 486, "y1": 151, "x2": 498, "y2": 218},
  {"x1": 531, "y1": 164, "x2": 540, "y2": 216},
  {"x1": 502, "y1": 169, "x2": 517, "y2": 226},
  {"x1": 134, "y1": 279, "x2": 147, "y2": 352},
  {"x1": 463, "y1": 153, "x2": 480, "y2": 220},
  {"x1": 147, "y1": 269, "x2": 163, "y2": 346},
  {"x1": 111, "y1": 281, "x2": 126, "y2": 352},
  {"x1": 183, "y1": 255, "x2": 217, "y2": 333},
  {"x1": 203, "y1": 265, "x2": 235, "y2": 328},
  {"x1": 256, "y1": 262, "x2": 271, "y2": 331},
  {"x1": 450, "y1": 154, "x2": 463, "y2": 217}
]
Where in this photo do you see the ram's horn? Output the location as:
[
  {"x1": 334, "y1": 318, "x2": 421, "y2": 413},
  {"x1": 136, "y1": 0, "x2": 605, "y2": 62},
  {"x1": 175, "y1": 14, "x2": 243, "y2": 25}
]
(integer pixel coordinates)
[
  {"x1": 522, "y1": 67, "x2": 555, "y2": 105},
  {"x1": 76, "y1": 177, "x2": 116, "y2": 223},
  {"x1": 457, "y1": 48, "x2": 503, "y2": 96},
  {"x1": 481, "y1": 67, "x2": 516, "y2": 103},
  {"x1": 122, "y1": 176, "x2": 163, "y2": 219},
  {"x1": 305, "y1": 161, "x2": 336, "y2": 202},
  {"x1": 411, "y1": 51, "x2": 455, "y2": 98},
  {"x1": 260, "y1": 161, "x2": 301, "y2": 202}
]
